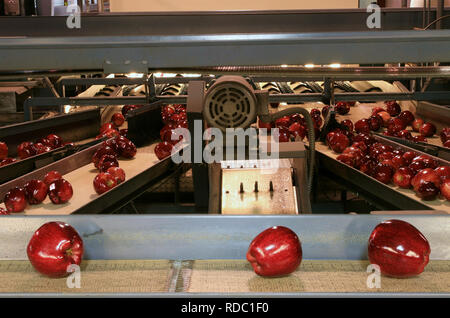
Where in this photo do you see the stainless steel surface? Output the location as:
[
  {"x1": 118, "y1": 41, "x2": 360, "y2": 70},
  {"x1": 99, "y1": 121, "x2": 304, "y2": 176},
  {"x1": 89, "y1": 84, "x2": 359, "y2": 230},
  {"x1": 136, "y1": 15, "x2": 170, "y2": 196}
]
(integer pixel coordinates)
[
  {"x1": 221, "y1": 160, "x2": 297, "y2": 215},
  {"x1": 0, "y1": 31, "x2": 450, "y2": 72},
  {"x1": 0, "y1": 215, "x2": 448, "y2": 261},
  {"x1": 0, "y1": 9, "x2": 448, "y2": 37}
]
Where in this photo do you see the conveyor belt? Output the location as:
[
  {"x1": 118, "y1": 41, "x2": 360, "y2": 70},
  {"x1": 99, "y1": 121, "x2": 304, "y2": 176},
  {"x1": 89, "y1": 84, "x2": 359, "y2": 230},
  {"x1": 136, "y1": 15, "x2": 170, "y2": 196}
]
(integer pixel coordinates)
[
  {"x1": 1, "y1": 260, "x2": 448, "y2": 294},
  {"x1": 0, "y1": 143, "x2": 161, "y2": 215},
  {"x1": 185, "y1": 260, "x2": 450, "y2": 293}
]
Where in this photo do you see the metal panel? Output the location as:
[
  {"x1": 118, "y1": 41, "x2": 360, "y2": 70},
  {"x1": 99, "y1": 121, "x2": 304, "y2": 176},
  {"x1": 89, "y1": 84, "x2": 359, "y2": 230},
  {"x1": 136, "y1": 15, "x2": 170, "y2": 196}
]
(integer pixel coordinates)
[
  {"x1": 0, "y1": 215, "x2": 448, "y2": 261},
  {"x1": 0, "y1": 9, "x2": 447, "y2": 37},
  {"x1": 1, "y1": 31, "x2": 450, "y2": 72}
]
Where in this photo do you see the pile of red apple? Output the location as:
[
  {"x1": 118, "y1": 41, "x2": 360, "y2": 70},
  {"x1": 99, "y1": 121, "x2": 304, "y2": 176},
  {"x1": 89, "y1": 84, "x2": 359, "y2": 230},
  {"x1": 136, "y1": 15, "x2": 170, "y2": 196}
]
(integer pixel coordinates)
[
  {"x1": 155, "y1": 104, "x2": 188, "y2": 160},
  {"x1": 1, "y1": 170, "x2": 73, "y2": 214},
  {"x1": 0, "y1": 133, "x2": 68, "y2": 167},
  {"x1": 351, "y1": 101, "x2": 441, "y2": 144},
  {"x1": 326, "y1": 127, "x2": 450, "y2": 201},
  {"x1": 91, "y1": 135, "x2": 136, "y2": 195}
]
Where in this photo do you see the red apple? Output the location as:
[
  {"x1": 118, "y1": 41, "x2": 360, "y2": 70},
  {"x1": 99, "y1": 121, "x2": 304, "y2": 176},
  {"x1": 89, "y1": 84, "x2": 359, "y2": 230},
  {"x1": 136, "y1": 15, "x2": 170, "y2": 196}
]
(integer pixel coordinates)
[
  {"x1": 275, "y1": 116, "x2": 291, "y2": 128},
  {"x1": 115, "y1": 136, "x2": 137, "y2": 159},
  {"x1": 393, "y1": 167, "x2": 414, "y2": 188},
  {"x1": 27, "y1": 221, "x2": 83, "y2": 278},
  {"x1": 440, "y1": 128, "x2": 450, "y2": 144},
  {"x1": 402, "y1": 151, "x2": 417, "y2": 166},
  {"x1": 335, "y1": 102, "x2": 350, "y2": 115},
  {"x1": 0, "y1": 141, "x2": 8, "y2": 160},
  {"x1": 93, "y1": 172, "x2": 117, "y2": 195},
  {"x1": 415, "y1": 180, "x2": 440, "y2": 200},
  {"x1": 34, "y1": 143, "x2": 52, "y2": 154},
  {"x1": 0, "y1": 158, "x2": 17, "y2": 167},
  {"x1": 398, "y1": 110, "x2": 415, "y2": 126},
  {"x1": 377, "y1": 111, "x2": 391, "y2": 127},
  {"x1": 17, "y1": 141, "x2": 37, "y2": 159},
  {"x1": 247, "y1": 226, "x2": 302, "y2": 277},
  {"x1": 368, "y1": 115, "x2": 382, "y2": 131},
  {"x1": 445, "y1": 140, "x2": 450, "y2": 148},
  {"x1": 434, "y1": 166, "x2": 450, "y2": 183},
  {"x1": 337, "y1": 153, "x2": 356, "y2": 167},
  {"x1": 354, "y1": 119, "x2": 371, "y2": 134},
  {"x1": 310, "y1": 109, "x2": 321, "y2": 118},
  {"x1": 122, "y1": 105, "x2": 139, "y2": 117},
  {"x1": 46, "y1": 134, "x2": 63, "y2": 149},
  {"x1": 92, "y1": 146, "x2": 117, "y2": 169},
  {"x1": 341, "y1": 119, "x2": 354, "y2": 132},
  {"x1": 371, "y1": 107, "x2": 385, "y2": 116},
  {"x1": 43, "y1": 171, "x2": 63, "y2": 186},
  {"x1": 107, "y1": 167, "x2": 126, "y2": 185},
  {"x1": 100, "y1": 122, "x2": 115, "y2": 134},
  {"x1": 368, "y1": 219, "x2": 430, "y2": 278},
  {"x1": 154, "y1": 141, "x2": 174, "y2": 160},
  {"x1": 327, "y1": 132, "x2": 350, "y2": 153},
  {"x1": 391, "y1": 155, "x2": 406, "y2": 170},
  {"x1": 397, "y1": 130, "x2": 413, "y2": 141},
  {"x1": 3, "y1": 187, "x2": 27, "y2": 213},
  {"x1": 413, "y1": 135, "x2": 428, "y2": 143},
  {"x1": 440, "y1": 179, "x2": 450, "y2": 200},
  {"x1": 97, "y1": 154, "x2": 119, "y2": 172},
  {"x1": 288, "y1": 122, "x2": 306, "y2": 140},
  {"x1": 119, "y1": 129, "x2": 128, "y2": 138},
  {"x1": 419, "y1": 123, "x2": 437, "y2": 137},
  {"x1": 412, "y1": 118, "x2": 424, "y2": 132},
  {"x1": 111, "y1": 113, "x2": 125, "y2": 127},
  {"x1": 24, "y1": 180, "x2": 48, "y2": 205},
  {"x1": 385, "y1": 101, "x2": 401, "y2": 117},
  {"x1": 411, "y1": 168, "x2": 441, "y2": 191},
  {"x1": 374, "y1": 162, "x2": 394, "y2": 184},
  {"x1": 48, "y1": 179, "x2": 73, "y2": 204}
]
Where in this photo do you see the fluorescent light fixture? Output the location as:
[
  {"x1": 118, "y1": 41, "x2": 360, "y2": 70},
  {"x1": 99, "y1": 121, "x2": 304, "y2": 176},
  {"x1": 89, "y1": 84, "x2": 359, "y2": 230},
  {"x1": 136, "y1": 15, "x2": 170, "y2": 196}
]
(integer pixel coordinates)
[
  {"x1": 329, "y1": 63, "x2": 341, "y2": 69},
  {"x1": 304, "y1": 64, "x2": 315, "y2": 68},
  {"x1": 126, "y1": 73, "x2": 144, "y2": 78}
]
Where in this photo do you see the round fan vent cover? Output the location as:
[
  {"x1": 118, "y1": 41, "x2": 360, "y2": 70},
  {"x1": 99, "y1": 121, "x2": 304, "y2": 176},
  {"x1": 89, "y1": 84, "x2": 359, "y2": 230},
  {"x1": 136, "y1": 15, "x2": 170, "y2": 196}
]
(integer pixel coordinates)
[{"x1": 203, "y1": 76, "x2": 257, "y2": 132}]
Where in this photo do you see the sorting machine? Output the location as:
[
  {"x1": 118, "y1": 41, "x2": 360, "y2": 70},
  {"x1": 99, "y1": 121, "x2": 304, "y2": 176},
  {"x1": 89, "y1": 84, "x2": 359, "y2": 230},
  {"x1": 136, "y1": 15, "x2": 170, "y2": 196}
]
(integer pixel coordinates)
[{"x1": 0, "y1": 9, "x2": 449, "y2": 296}]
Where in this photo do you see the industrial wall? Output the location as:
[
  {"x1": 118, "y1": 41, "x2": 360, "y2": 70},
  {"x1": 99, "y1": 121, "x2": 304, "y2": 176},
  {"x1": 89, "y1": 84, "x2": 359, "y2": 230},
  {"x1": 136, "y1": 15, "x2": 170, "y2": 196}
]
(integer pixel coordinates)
[{"x1": 109, "y1": 0, "x2": 358, "y2": 12}]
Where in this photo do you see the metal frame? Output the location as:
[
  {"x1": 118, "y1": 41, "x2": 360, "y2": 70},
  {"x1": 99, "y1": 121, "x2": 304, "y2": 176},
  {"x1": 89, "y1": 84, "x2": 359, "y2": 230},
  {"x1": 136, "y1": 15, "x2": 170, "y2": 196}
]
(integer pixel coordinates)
[
  {"x1": 1, "y1": 31, "x2": 450, "y2": 73},
  {"x1": 1, "y1": 215, "x2": 448, "y2": 261}
]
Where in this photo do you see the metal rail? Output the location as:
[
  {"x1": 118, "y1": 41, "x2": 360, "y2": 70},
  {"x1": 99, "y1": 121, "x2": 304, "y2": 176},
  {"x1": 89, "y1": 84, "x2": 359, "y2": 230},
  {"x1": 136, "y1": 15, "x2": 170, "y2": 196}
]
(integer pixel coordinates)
[{"x1": 1, "y1": 31, "x2": 450, "y2": 72}]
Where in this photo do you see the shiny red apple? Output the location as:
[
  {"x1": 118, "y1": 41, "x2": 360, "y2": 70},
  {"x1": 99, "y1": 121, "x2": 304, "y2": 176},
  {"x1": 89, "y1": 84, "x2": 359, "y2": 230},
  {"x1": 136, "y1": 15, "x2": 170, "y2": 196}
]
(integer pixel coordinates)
[
  {"x1": 354, "y1": 119, "x2": 371, "y2": 134},
  {"x1": 92, "y1": 146, "x2": 117, "y2": 169},
  {"x1": 43, "y1": 171, "x2": 63, "y2": 186},
  {"x1": 415, "y1": 180, "x2": 440, "y2": 200},
  {"x1": 419, "y1": 123, "x2": 437, "y2": 137},
  {"x1": 0, "y1": 141, "x2": 8, "y2": 160},
  {"x1": 4, "y1": 187, "x2": 27, "y2": 213},
  {"x1": 155, "y1": 141, "x2": 174, "y2": 160},
  {"x1": 412, "y1": 119, "x2": 424, "y2": 132},
  {"x1": 48, "y1": 179, "x2": 73, "y2": 204},
  {"x1": 440, "y1": 179, "x2": 450, "y2": 201},
  {"x1": 97, "y1": 154, "x2": 119, "y2": 172},
  {"x1": 24, "y1": 180, "x2": 48, "y2": 205},
  {"x1": 374, "y1": 162, "x2": 394, "y2": 184},
  {"x1": 434, "y1": 166, "x2": 450, "y2": 183},
  {"x1": 115, "y1": 136, "x2": 137, "y2": 159},
  {"x1": 27, "y1": 221, "x2": 83, "y2": 278},
  {"x1": 440, "y1": 128, "x2": 450, "y2": 144},
  {"x1": 46, "y1": 134, "x2": 63, "y2": 149},
  {"x1": 385, "y1": 101, "x2": 401, "y2": 117},
  {"x1": 398, "y1": 110, "x2": 415, "y2": 126},
  {"x1": 107, "y1": 167, "x2": 126, "y2": 185},
  {"x1": 247, "y1": 226, "x2": 302, "y2": 277},
  {"x1": 17, "y1": 141, "x2": 37, "y2": 159},
  {"x1": 411, "y1": 168, "x2": 441, "y2": 191},
  {"x1": 335, "y1": 102, "x2": 350, "y2": 115},
  {"x1": 93, "y1": 172, "x2": 117, "y2": 195},
  {"x1": 0, "y1": 158, "x2": 17, "y2": 167},
  {"x1": 393, "y1": 167, "x2": 414, "y2": 188},
  {"x1": 111, "y1": 113, "x2": 125, "y2": 127},
  {"x1": 368, "y1": 219, "x2": 430, "y2": 278},
  {"x1": 377, "y1": 111, "x2": 391, "y2": 127}
]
